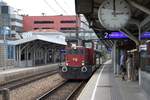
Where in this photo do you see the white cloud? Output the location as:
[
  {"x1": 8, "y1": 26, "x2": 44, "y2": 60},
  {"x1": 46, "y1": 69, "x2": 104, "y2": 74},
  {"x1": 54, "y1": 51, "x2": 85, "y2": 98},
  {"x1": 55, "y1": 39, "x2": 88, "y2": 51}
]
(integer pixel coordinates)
[{"x1": 4, "y1": 0, "x2": 75, "y2": 15}]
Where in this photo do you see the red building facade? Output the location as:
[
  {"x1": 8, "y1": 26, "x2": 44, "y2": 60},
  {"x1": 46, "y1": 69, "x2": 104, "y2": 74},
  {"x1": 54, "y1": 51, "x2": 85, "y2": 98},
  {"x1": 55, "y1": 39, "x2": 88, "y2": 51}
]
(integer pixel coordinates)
[{"x1": 23, "y1": 15, "x2": 80, "y2": 32}]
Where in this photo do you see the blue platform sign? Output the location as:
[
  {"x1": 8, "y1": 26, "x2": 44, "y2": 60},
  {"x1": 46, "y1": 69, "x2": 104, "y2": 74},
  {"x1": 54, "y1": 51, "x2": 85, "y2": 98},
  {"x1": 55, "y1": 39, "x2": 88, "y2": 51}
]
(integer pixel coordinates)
[
  {"x1": 103, "y1": 31, "x2": 150, "y2": 40},
  {"x1": 104, "y1": 32, "x2": 128, "y2": 39},
  {"x1": 141, "y1": 32, "x2": 150, "y2": 39}
]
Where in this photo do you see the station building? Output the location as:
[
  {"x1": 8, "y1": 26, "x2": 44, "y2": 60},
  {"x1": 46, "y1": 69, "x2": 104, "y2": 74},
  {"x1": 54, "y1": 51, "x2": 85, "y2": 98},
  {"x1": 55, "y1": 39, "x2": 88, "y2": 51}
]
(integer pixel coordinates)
[
  {"x1": 0, "y1": 1, "x2": 23, "y2": 38},
  {"x1": 0, "y1": 1, "x2": 23, "y2": 68},
  {"x1": 23, "y1": 15, "x2": 98, "y2": 40}
]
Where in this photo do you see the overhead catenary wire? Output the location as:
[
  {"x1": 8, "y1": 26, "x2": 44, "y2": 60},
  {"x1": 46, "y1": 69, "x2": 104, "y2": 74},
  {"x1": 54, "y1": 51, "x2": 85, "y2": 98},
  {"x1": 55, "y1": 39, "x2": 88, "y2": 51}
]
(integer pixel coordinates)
[
  {"x1": 63, "y1": 0, "x2": 71, "y2": 9},
  {"x1": 54, "y1": 0, "x2": 68, "y2": 14},
  {"x1": 43, "y1": 0, "x2": 58, "y2": 14},
  {"x1": 63, "y1": 0, "x2": 72, "y2": 12},
  {"x1": 63, "y1": 0, "x2": 76, "y2": 15}
]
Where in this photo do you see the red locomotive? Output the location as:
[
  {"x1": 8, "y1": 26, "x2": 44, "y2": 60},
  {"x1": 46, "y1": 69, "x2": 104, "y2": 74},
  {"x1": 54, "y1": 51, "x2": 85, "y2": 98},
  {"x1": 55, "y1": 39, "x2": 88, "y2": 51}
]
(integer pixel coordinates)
[{"x1": 59, "y1": 44, "x2": 101, "y2": 80}]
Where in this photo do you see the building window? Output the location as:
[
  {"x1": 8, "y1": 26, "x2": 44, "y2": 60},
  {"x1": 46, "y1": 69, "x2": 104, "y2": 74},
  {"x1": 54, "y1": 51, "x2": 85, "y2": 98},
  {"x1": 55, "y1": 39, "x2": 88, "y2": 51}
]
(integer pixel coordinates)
[
  {"x1": 42, "y1": 27, "x2": 52, "y2": 29},
  {"x1": 7, "y1": 45, "x2": 15, "y2": 59},
  {"x1": 60, "y1": 20, "x2": 76, "y2": 23},
  {"x1": 12, "y1": 26, "x2": 23, "y2": 33},
  {"x1": 34, "y1": 27, "x2": 53, "y2": 30},
  {"x1": 34, "y1": 21, "x2": 54, "y2": 24},
  {"x1": 11, "y1": 18, "x2": 22, "y2": 23},
  {"x1": 0, "y1": 27, "x2": 11, "y2": 35},
  {"x1": 34, "y1": 28, "x2": 39, "y2": 30},
  {"x1": 11, "y1": 26, "x2": 16, "y2": 30},
  {"x1": 1, "y1": 6, "x2": 9, "y2": 14},
  {"x1": 60, "y1": 27, "x2": 77, "y2": 30}
]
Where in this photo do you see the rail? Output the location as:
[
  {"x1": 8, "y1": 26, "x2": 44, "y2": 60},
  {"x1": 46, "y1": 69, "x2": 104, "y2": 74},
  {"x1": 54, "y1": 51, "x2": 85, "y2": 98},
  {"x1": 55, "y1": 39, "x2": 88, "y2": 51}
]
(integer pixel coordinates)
[
  {"x1": 0, "y1": 70, "x2": 58, "y2": 100},
  {"x1": 36, "y1": 81, "x2": 85, "y2": 100},
  {"x1": 0, "y1": 70, "x2": 58, "y2": 90}
]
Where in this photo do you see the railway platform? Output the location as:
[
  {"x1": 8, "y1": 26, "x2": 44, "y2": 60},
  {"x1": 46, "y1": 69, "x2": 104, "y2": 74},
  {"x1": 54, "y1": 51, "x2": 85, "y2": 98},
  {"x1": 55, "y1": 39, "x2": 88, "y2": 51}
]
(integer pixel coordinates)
[
  {"x1": 78, "y1": 60, "x2": 148, "y2": 100},
  {"x1": 0, "y1": 63, "x2": 59, "y2": 85}
]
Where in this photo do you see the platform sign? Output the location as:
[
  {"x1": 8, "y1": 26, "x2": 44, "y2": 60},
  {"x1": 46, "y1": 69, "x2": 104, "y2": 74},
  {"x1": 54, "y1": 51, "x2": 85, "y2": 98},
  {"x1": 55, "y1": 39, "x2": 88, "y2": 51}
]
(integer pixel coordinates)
[
  {"x1": 104, "y1": 31, "x2": 128, "y2": 39},
  {"x1": 141, "y1": 32, "x2": 150, "y2": 39},
  {"x1": 97, "y1": 31, "x2": 150, "y2": 40}
]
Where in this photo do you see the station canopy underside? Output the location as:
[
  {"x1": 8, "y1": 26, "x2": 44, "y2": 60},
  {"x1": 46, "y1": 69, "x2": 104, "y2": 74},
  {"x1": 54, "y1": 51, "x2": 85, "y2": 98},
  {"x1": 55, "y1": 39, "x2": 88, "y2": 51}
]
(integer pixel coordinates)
[{"x1": 75, "y1": 0, "x2": 150, "y2": 49}]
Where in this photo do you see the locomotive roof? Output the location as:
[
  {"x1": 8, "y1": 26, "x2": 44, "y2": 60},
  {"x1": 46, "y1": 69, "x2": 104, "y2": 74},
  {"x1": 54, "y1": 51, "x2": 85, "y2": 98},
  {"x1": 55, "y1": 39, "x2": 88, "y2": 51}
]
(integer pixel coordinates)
[{"x1": 66, "y1": 46, "x2": 84, "y2": 49}]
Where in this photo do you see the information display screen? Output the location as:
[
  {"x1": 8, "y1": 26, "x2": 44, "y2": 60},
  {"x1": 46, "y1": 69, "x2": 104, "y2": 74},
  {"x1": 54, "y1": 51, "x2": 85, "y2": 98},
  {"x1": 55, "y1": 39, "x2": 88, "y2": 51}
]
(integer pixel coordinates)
[{"x1": 102, "y1": 31, "x2": 150, "y2": 40}]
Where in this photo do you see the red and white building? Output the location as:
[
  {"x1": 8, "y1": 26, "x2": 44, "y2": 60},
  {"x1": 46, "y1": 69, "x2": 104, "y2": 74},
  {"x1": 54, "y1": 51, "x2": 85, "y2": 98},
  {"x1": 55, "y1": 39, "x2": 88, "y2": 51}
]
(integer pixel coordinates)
[
  {"x1": 23, "y1": 15, "x2": 80, "y2": 32},
  {"x1": 23, "y1": 15, "x2": 98, "y2": 40}
]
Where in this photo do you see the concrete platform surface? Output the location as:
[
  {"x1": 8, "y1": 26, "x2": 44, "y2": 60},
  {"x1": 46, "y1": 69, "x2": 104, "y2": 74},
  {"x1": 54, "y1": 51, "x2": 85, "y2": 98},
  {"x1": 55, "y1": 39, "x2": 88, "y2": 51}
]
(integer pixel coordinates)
[
  {"x1": 78, "y1": 60, "x2": 148, "y2": 100},
  {"x1": 0, "y1": 63, "x2": 59, "y2": 85}
]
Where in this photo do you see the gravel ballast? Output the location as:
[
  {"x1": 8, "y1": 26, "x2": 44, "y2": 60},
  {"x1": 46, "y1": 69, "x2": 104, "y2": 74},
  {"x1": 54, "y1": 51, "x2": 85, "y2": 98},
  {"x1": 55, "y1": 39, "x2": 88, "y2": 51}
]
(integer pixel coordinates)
[{"x1": 9, "y1": 74, "x2": 64, "y2": 100}]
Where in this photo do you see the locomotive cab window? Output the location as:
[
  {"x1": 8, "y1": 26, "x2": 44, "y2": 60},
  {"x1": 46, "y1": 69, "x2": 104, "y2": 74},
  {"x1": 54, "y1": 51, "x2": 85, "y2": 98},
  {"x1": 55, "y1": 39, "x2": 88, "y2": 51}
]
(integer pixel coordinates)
[{"x1": 68, "y1": 49, "x2": 84, "y2": 55}]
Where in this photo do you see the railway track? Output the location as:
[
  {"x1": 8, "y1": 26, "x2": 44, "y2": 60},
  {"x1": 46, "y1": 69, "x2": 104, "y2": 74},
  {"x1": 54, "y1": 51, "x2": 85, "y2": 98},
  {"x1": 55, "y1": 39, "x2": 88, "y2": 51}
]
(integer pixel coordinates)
[
  {"x1": 0, "y1": 70, "x2": 58, "y2": 90},
  {"x1": 37, "y1": 80, "x2": 85, "y2": 100}
]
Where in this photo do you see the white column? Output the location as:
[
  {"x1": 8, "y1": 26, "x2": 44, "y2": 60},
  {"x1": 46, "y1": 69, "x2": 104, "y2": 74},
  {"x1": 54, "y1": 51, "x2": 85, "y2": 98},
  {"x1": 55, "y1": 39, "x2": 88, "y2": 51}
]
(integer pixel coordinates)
[
  {"x1": 18, "y1": 45, "x2": 21, "y2": 67},
  {"x1": 27, "y1": 48, "x2": 29, "y2": 66},
  {"x1": 116, "y1": 48, "x2": 120, "y2": 76},
  {"x1": 113, "y1": 41, "x2": 117, "y2": 74},
  {"x1": 33, "y1": 47, "x2": 35, "y2": 66},
  {"x1": 25, "y1": 48, "x2": 27, "y2": 67},
  {"x1": 16, "y1": 45, "x2": 19, "y2": 66},
  {"x1": 44, "y1": 49, "x2": 47, "y2": 64}
]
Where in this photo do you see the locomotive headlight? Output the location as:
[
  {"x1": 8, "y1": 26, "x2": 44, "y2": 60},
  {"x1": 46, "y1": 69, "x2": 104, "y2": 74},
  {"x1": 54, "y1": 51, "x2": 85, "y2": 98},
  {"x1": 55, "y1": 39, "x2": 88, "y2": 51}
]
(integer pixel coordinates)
[
  {"x1": 81, "y1": 61, "x2": 85, "y2": 66},
  {"x1": 81, "y1": 62, "x2": 85, "y2": 66},
  {"x1": 65, "y1": 62, "x2": 68, "y2": 66}
]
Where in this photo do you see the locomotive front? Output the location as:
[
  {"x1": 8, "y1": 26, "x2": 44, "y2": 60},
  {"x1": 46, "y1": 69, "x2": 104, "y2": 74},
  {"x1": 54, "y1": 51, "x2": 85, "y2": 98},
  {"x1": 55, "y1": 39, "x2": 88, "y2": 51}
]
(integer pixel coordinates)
[{"x1": 59, "y1": 46, "x2": 93, "y2": 79}]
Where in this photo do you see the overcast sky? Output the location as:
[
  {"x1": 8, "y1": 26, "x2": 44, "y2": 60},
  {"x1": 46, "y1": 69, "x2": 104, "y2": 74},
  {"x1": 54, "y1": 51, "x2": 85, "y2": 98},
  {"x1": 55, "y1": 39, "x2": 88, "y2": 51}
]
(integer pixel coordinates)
[{"x1": 4, "y1": 0, "x2": 75, "y2": 16}]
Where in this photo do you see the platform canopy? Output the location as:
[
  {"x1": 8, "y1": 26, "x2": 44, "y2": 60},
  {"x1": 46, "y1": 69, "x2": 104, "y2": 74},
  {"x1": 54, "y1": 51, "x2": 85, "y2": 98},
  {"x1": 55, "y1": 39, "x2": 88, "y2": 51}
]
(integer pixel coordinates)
[
  {"x1": 13, "y1": 29, "x2": 67, "y2": 67},
  {"x1": 14, "y1": 35, "x2": 67, "y2": 45},
  {"x1": 75, "y1": 0, "x2": 150, "y2": 48},
  {"x1": 14, "y1": 29, "x2": 67, "y2": 45}
]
